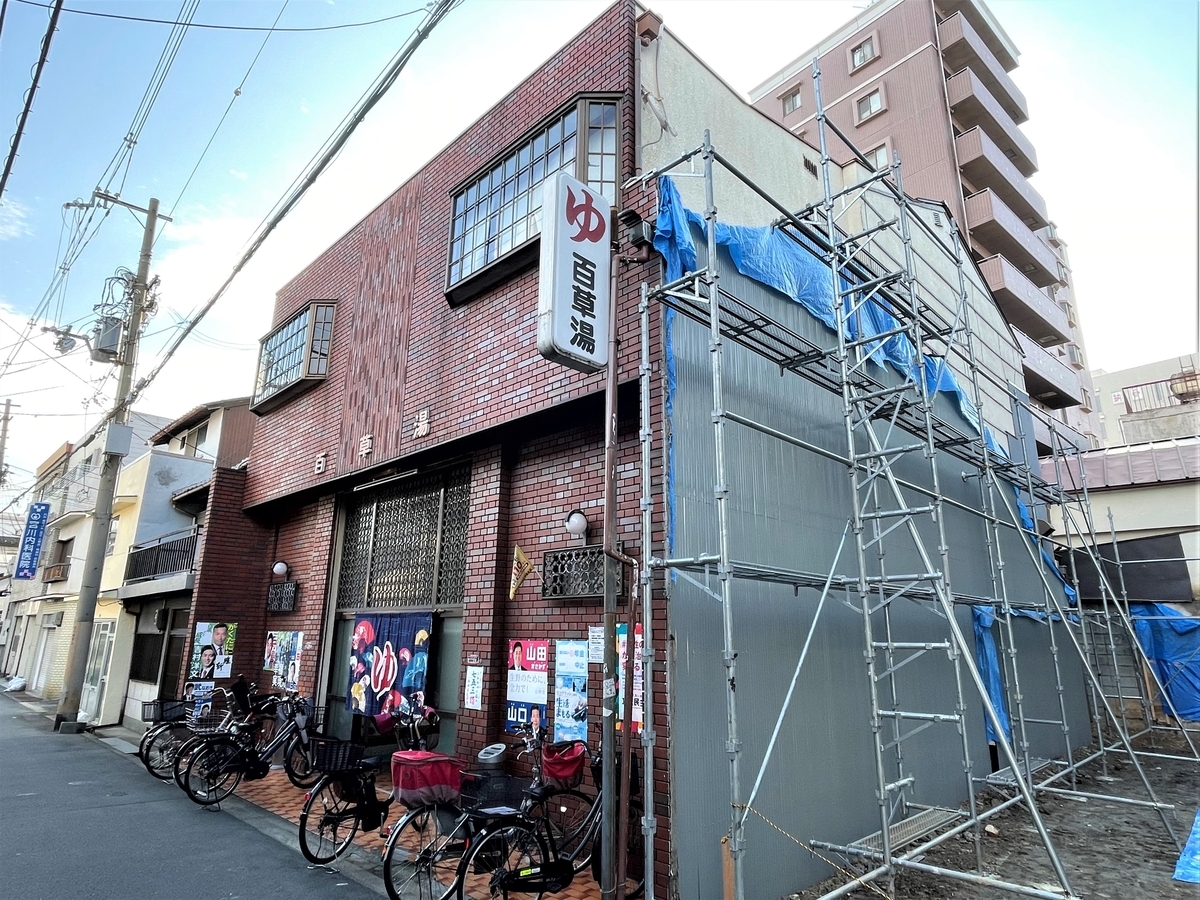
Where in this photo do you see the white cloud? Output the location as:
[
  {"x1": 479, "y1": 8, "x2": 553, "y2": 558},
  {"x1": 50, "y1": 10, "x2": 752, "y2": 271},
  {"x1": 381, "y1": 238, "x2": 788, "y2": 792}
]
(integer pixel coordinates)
[
  {"x1": 228, "y1": 169, "x2": 249, "y2": 181},
  {"x1": 0, "y1": 200, "x2": 32, "y2": 241}
]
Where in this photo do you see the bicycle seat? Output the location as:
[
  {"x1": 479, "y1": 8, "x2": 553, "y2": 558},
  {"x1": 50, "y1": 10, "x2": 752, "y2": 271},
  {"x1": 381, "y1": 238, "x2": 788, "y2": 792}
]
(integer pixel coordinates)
[{"x1": 524, "y1": 783, "x2": 556, "y2": 803}]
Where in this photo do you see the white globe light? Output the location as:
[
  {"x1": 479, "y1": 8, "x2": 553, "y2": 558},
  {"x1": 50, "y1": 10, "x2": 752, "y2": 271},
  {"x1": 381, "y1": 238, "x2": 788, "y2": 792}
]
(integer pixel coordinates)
[
  {"x1": 272, "y1": 561, "x2": 289, "y2": 577},
  {"x1": 564, "y1": 510, "x2": 589, "y2": 537}
]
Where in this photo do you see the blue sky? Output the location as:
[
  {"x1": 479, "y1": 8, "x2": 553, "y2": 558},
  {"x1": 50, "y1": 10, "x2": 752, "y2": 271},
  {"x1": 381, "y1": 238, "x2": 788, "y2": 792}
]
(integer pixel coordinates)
[{"x1": 0, "y1": 0, "x2": 1196, "y2": 519}]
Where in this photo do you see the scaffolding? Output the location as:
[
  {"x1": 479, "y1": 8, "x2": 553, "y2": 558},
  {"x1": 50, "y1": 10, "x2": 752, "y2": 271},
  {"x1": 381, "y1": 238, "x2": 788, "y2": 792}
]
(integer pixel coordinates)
[{"x1": 630, "y1": 59, "x2": 1196, "y2": 900}]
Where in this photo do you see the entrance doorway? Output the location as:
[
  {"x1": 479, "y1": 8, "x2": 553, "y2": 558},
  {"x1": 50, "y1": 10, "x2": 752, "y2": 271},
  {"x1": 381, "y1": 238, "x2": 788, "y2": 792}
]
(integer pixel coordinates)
[{"x1": 80, "y1": 620, "x2": 116, "y2": 723}]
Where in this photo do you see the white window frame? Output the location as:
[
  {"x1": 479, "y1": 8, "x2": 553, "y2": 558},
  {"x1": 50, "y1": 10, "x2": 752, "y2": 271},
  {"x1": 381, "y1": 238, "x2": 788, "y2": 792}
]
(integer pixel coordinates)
[
  {"x1": 782, "y1": 87, "x2": 801, "y2": 115},
  {"x1": 856, "y1": 88, "x2": 885, "y2": 124}
]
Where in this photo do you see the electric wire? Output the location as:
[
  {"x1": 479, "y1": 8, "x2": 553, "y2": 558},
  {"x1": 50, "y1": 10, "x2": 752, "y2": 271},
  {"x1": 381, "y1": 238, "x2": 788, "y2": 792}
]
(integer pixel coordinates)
[
  {"x1": 13, "y1": 0, "x2": 425, "y2": 33},
  {"x1": 0, "y1": 0, "x2": 64, "y2": 200},
  {"x1": 129, "y1": 0, "x2": 460, "y2": 414},
  {"x1": 0, "y1": 0, "x2": 197, "y2": 383},
  {"x1": 162, "y1": 0, "x2": 289, "y2": 225}
]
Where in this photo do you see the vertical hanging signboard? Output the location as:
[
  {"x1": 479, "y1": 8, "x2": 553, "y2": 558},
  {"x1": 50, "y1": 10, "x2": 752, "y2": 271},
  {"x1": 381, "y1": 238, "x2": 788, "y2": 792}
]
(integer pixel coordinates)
[
  {"x1": 15, "y1": 502, "x2": 51, "y2": 579},
  {"x1": 536, "y1": 171, "x2": 612, "y2": 373}
]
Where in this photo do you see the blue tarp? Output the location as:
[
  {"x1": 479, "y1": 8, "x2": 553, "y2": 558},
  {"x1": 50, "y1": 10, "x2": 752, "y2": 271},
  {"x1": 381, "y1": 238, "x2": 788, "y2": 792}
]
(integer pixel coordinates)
[
  {"x1": 1131, "y1": 603, "x2": 1200, "y2": 721},
  {"x1": 1176, "y1": 810, "x2": 1200, "y2": 883},
  {"x1": 652, "y1": 175, "x2": 1089, "y2": 743}
]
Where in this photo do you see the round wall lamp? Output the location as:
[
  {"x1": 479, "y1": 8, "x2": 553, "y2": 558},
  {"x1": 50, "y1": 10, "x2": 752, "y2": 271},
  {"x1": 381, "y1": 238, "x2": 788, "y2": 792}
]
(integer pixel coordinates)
[
  {"x1": 564, "y1": 509, "x2": 589, "y2": 540},
  {"x1": 272, "y1": 561, "x2": 289, "y2": 577}
]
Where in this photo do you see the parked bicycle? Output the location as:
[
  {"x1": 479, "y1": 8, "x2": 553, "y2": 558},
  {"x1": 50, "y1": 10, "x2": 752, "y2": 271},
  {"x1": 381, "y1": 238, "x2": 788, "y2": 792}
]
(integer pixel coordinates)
[
  {"x1": 381, "y1": 722, "x2": 643, "y2": 900},
  {"x1": 297, "y1": 706, "x2": 441, "y2": 865},
  {"x1": 140, "y1": 683, "x2": 276, "y2": 780},
  {"x1": 181, "y1": 691, "x2": 318, "y2": 804}
]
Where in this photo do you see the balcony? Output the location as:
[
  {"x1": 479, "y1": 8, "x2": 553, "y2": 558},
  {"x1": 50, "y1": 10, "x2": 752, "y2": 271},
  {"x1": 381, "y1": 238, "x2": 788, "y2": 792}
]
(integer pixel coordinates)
[
  {"x1": 978, "y1": 255, "x2": 1070, "y2": 347},
  {"x1": 956, "y1": 127, "x2": 1046, "y2": 228},
  {"x1": 946, "y1": 69, "x2": 1037, "y2": 176},
  {"x1": 1030, "y1": 410, "x2": 1091, "y2": 456},
  {"x1": 935, "y1": 1, "x2": 1019, "y2": 71},
  {"x1": 966, "y1": 189, "x2": 1060, "y2": 287},
  {"x1": 939, "y1": 13, "x2": 1027, "y2": 123},
  {"x1": 42, "y1": 563, "x2": 70, "y2": 583},
  {"x1": 124, "y1": 526, "x2": 201, "y2": 585},
  {"x1": 1015, "y1": 329, "x2": 1083, "y2": 409}
]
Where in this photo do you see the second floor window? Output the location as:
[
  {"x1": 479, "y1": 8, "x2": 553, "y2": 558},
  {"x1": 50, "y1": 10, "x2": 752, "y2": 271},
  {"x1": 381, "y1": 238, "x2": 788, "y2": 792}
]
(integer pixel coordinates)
[
  {"x1": 252, "y1": 302, "x2": 336, "y2": 412},
  {"x1": 447, "y1": 97, "x2": 619, "y2": 292}
]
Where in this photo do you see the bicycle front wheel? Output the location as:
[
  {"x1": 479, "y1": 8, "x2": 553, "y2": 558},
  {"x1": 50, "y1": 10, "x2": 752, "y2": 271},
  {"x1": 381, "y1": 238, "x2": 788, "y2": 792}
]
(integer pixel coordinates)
[
  {"x1": 540, "y1": 789, "x2": 595, "y2": 872},
  {"x1": 173, "y1": 734, "x2": 210, "y2": 790},
  {"x1": 383, "y1": 803, "x2": 465, "y2": 900},
  {"x1": 284, "y1": 735, "x2": 320, "y2": 789},
  {"x1": 184, "y1": 736, "x2": 244, "y2": 805},
  {"x1": 456, "y1": 824, "x2": 549, "y2": 900},
  {"x1": 299, "y1": 775, "x2": 361, "y2": 864},
  {"x1": 142, "y1": 721, "x2": 191, "y2": 779}
]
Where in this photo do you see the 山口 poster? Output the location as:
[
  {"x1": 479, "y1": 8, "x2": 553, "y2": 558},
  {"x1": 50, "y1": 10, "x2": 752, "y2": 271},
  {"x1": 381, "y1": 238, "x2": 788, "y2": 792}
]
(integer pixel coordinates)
[
  {"x1": 346, "y1": 613, "x2": 432, "y2": 716},
  {"x1": 190, "y1": 622, "x2": 237, "y2": 680},
  {"x1": 264, "y1": 630, "x2": 303, "y2": 691},
  {"x1": 553, "y1": 639, "x2": 588, "y2": 742},
  {"x1": 616, "y1": 622, "x2": 644, "y2": 733},
  {"x1": 506, "y1": 638, "x2": 548, "y2": 734}
]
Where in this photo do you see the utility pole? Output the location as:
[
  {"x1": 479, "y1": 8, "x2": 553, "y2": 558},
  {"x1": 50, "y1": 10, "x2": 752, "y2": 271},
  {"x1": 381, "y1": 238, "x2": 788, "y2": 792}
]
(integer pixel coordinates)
[
  {"x1": 0, "y1": 399, "x2": 12, "y2": 487},
  {"x1": 55, "y1": 196, "x2": 160, "y2": 731}
]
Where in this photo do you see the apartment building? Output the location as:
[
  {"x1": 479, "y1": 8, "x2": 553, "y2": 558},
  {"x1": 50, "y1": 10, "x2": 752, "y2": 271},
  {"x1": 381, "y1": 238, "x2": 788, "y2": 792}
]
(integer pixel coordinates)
[
  {"x1": 1091, "y1": 352, "x2": 1199, "y2": 447},
  {"x1": 750, "y1": 0, "x2": 1102, "y2": 453}
]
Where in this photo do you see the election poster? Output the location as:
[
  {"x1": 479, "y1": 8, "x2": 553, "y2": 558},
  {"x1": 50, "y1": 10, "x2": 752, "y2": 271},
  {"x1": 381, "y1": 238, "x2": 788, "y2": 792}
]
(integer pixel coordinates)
[
  {"x1": 264, "y1": 630, "x2": 303, "y2": 691},
  {"x1": 616, "y1": 622, "x2": 644, "y2": 734},
  {"x1": 190, "y1": 622, "x2": 238, "y2": 680},
  {"x1": 554, "y1": 639, "x2": 588, "y2": 742},
  {"x1": 506, "y1": 638, "x2": 548, "y2": 734}
]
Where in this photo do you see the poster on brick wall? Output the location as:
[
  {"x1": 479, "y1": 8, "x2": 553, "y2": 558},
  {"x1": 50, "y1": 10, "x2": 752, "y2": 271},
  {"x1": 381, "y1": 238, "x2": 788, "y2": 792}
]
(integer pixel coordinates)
[
  {"x1": 346, "y1": 612, "x2": 432, "y2": 716},
  {"x1": 190, "y1": 622, "x2": 238, "y2": 679},
  {"x1": 506, "y1": 638, "x2": 548, "y2": 734},
  {"x1": 615, "y1": 622, "x2": 643, "y2": 734},
  {"x1": 554, "y1": 639, "x2": 588, "y2": 742},
  {"x1": 264, "y1": 631, "x2": 303, "y2": 691},
  {"x1": 464, "y1": 666, "x2": 484, "y2": 711}
]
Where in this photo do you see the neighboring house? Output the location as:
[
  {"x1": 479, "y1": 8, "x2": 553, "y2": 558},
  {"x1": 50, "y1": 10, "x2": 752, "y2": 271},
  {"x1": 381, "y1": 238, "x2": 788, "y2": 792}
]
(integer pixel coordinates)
[
  {"x1": 1091, "y1": 353, "x2": 1200, "y2": 448},
  {"x1": 0, "y1": 413, "x2": 170, "y2": 701},
  {"x1": 175, "y1": 5, "x2": 1101, "y2": 897},
  {"x1": 90, "y1": 398, "x2": 255, "y2": 727},
  {"x1": 750, "y1": 0, "x2": 1102, "y2": 451}
]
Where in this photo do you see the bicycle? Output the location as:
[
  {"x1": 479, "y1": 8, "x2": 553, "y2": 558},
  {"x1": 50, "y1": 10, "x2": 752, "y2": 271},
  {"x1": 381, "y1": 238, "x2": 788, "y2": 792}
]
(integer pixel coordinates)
[
  {"x1": 297, "y1": 736, "x2": 394, "y2": 863},
  {"x1": 452, "y1": 724, "x2": 644, "y2": 900},
  {"x1": 142, "y1": 683, "x2": 276, "y2": 780},
  {"x1": 381, "y1": 723, "x2": 643, "y2": 900},
  {"x1": 181, "y1": 691, "x2": 318, "y2": 804}
]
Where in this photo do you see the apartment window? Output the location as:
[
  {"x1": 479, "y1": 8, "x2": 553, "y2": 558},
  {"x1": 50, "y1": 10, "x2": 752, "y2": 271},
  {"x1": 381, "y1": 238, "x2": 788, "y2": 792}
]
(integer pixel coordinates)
[
  {"x1": 182, "y1": 421, "x2": 211, "y2": 459},
  {"x1": 782, "y1": 87, "x2": 801, "y2": 115},
  {"x1": 851, "y1": 37, "x2": 876, "y2": 70},
  {"x1": 446, "y1": 97, "x2": 619, "y2": 300},
  {"x1": 865, "y1": 144, "x2": 889, "y2": 171},
  {"x1": 856, "y1": 88, "x2": 884, "y2": 123},
  {"x1": 252, "y1": 301, "x2": 336, "y2": 412}
]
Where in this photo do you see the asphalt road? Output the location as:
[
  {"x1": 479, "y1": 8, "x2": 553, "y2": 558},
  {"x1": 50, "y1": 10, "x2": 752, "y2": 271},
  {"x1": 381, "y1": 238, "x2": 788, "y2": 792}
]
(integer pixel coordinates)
[{"x1": 0, "y1": 693, "x2": 385, "y2": 900}]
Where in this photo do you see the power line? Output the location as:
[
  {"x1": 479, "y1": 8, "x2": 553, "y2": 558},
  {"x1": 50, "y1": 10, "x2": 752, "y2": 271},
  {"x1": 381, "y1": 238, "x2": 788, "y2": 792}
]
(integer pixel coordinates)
[
  {"x1": 163, "y1": 0, "x2": 290, "y2": 222},
  {"x1": 130, "y1": 0, "x2": 461, "y2": 410},
  {"x1": 13, "y1": 0, "x2": 425, "y2": 33},
  {"x1": 0, "y1": 0, "x2": 64, "y2": 199}
]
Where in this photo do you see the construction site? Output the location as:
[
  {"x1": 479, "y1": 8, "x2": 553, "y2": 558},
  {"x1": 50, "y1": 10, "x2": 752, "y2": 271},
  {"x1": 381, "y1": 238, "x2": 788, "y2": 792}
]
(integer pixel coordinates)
[{"x1": 625, "y1": 20, "x2": 1200, "y2": 899}]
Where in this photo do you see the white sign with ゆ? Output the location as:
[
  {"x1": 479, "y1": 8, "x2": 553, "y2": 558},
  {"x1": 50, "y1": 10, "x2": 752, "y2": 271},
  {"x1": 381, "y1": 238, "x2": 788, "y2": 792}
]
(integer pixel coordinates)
[{"x1": 536, "y1": 171, "x2": 612, "y2": 373}]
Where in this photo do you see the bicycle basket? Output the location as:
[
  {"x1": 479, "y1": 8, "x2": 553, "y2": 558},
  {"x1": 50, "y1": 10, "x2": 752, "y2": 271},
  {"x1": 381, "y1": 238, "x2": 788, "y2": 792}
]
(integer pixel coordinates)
[
  {"x1": 310, "y1": 736, "x2": 365, "y2": 773},
  {"x1": 543, "y1": 741, "x2": 587, "y2": 790},
  {"x1": 460, "y1": 770, "x2": 527, "y2": 811},
  {"x1": 392, "y1": 750, "x2": 462, "y2": 808},
  {"x1": 141, "y1": 698, "x2": 189, "y2": 724},
  {"x1": 394, "y1": 707, "x2": 441, "y2": 751}
]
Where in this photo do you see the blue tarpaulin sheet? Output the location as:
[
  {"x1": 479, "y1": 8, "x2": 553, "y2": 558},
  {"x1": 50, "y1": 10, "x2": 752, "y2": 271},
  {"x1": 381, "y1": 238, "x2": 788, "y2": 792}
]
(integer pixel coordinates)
[
  {"x1": 1131, "y1": 603, "x2": 1200, "y2": 721},
  {"x1": 652, "y1": 175, "x2": 1090, "y2": 742},
  {"x1": 1176, "y1": 810, "x2": 1200, "y2": 883}
]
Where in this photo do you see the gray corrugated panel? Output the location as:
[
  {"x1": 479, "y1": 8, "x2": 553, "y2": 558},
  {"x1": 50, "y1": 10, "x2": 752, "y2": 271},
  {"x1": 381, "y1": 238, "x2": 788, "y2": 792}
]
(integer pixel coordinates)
[{"x1": 665, "y1": 241, "x2": 1089, "y2": 899}]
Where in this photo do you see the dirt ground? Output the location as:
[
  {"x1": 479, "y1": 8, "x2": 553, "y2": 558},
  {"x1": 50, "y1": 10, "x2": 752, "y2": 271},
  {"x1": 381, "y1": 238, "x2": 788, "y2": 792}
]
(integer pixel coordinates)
[{"x1": 792, "y1": 731, "x2": 1200, "y2": 900}]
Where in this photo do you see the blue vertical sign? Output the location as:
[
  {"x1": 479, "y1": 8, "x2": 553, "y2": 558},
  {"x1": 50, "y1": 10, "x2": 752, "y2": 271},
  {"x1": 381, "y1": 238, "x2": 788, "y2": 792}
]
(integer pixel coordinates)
[{"x1": 15, "y1": 502, "x2": 51, "y2": 580}]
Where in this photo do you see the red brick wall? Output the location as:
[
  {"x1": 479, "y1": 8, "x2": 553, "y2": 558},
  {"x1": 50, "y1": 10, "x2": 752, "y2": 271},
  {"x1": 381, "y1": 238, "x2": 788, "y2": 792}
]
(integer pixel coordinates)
[
  {"x1": 244, "y1": 0, "x2": 647, "y2": 509},
  {"x1": 180, "y1": 469, "x2": 272, "y2": 691}
]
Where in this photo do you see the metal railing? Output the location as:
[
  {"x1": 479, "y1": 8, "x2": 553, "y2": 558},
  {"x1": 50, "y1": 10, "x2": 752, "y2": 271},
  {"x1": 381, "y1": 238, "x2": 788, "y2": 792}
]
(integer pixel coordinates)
[
  {"x1": 1122, "y1": 378, "x2": 1182, "y2": 413},
  {"x1": 42, "y1": 562, "x2": 70, "y2": 583},
  {"x1": 124, "y1": 526, "x2": 202, "y2": 584}
]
